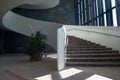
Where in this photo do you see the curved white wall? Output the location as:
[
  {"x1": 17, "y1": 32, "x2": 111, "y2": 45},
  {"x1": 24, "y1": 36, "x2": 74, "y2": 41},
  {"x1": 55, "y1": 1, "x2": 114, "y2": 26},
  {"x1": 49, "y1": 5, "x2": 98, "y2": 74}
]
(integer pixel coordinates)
[
  {"x1": 0, "y1": 0, "x2": 60, "y2": 27},
  {"x1": 3, "y1": 11, "x2": 62, "y2": 50}
]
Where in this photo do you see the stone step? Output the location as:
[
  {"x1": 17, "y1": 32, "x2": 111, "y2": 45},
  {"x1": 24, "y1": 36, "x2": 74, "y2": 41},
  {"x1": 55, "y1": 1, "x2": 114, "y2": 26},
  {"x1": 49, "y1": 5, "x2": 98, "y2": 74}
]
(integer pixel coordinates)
[
  {"x1": 68, "y1": 42, "x2": 95, "y2": 45},
  {"x1": 67, "y1": 47, "x2": 111, "y2": 50},
  {"x1": 67, "y1": 53, "x2": 120, "y2": 57},
  {"x1": 66, "y1": 62, "x2": 120, "y2": 66},
  {"x1": 67, "y1": 45, "x2": 106, "y2": 48},
  {"x1": 68, "y1": 38, "x2": 91, "y2": 41},
  {"x1": 67, "y1": 48, "x2": 114, "y2": 52},
  {"x1": 67, "y1": 50, "x2": 119, "y2": 54},
  {"x1": 68, "y1": 43, "x2": 96, "y2": 45},
  {"x1": 66, "y1": 58, "x2": 120, "y2": 62},
  {"x1": 68, "y1": 44, "x2": 101, "y2": 47}
]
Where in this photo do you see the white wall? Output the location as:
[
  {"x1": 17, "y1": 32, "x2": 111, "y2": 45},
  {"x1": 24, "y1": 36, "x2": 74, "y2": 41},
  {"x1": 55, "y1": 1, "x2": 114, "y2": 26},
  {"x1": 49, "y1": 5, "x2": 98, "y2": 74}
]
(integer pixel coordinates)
[{"x1": 65, "y1": 25, "x2": 120, "y2": 51}]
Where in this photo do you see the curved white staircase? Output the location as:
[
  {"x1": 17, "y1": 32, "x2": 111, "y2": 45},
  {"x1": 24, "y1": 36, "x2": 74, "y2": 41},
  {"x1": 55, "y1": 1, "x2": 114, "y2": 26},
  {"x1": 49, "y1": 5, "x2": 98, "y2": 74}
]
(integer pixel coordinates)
[{"x1": 0, "y1": 0, "x2": 61, "y2": 50}]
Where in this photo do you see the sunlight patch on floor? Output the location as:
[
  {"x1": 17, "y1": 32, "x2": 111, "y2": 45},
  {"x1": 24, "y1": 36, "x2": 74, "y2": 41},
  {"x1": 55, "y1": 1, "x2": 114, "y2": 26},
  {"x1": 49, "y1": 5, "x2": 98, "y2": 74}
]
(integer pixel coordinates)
[
  {"x1": 47, "y1": 54, "x2": 57, "y2": 59},
  {"x1": 85, "y1": 74, "x2": 113, "y2": 80},
  {"x1": 35, "y1": 74, "x2": 52, "y2": 80},
  {"x1": 59, "y1": 68, "x2": 83, "y2": 79}
]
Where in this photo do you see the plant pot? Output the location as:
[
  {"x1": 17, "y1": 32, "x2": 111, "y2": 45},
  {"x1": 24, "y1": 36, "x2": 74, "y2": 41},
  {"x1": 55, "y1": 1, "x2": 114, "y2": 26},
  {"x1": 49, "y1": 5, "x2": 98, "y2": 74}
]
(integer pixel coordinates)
[
  {"x1": 33, "y1": 53, "x2": 43, "y2": 61},
  {"x1": 29, "y1": 53, "x2": 43, "y2": 61},
  {"x1": 29, "y1": 55, "x2": 34, "y2": 61},
  {"x1": 39, "y1": 53, "x2": 43, "y2": 60}
]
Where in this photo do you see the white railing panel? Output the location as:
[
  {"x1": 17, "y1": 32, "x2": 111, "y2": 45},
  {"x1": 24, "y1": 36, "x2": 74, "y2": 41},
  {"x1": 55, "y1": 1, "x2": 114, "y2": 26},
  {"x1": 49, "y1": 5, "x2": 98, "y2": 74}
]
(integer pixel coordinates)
[{"x1": 57, "y1": 26, "x2": 67, "y2": 71}]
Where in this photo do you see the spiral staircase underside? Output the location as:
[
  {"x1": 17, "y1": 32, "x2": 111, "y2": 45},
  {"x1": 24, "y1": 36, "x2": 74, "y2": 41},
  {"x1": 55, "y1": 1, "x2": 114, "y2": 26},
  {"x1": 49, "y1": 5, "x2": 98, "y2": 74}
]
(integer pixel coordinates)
[{"x1": 0, "y1": 0, "x2": 62, "y2": 51}]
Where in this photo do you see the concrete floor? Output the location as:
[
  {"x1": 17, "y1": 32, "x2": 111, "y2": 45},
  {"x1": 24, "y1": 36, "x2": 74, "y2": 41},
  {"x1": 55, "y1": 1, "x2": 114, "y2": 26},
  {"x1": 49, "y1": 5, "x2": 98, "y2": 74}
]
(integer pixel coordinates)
[{"x1": 0, "y1": 53, "x2": 120, "y2": 80}]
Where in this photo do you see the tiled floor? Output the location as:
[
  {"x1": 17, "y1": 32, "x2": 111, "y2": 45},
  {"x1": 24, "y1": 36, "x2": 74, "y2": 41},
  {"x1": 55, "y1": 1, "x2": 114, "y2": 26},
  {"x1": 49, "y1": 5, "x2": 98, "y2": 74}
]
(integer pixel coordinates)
[{"x1": 0, "y1": 53, "x2": 120, "y2": 80}]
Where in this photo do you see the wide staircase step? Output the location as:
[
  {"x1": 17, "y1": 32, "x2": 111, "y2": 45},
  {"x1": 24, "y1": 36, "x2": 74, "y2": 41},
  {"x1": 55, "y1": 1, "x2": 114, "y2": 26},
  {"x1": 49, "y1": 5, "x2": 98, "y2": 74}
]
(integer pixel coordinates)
[
  {"x1": 66, "y1": 57, "x2": 120, "y2": 62},
  {"x1": 66, "y1": 36, "x2": 120, "y2": 67},
  {"x1": 66, "y1": 62, "x2": 120, "y2": 66},
  {"x1": 67, "y1": 50, "x2": 119, "y2": 53},
  {"x1": 67, "y1": 47, "x2": 112, "y2": 51},
  {"x1": 68, "y1": 46, "x2": 106, "y2": 48},
  {"x1": 67, "y1": 53, "x2": 120, "y2": 57}
]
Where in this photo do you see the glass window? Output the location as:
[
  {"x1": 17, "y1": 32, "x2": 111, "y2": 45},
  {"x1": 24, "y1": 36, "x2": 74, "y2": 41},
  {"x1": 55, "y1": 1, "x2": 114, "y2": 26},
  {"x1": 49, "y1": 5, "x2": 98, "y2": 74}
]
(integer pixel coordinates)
[
  {"x1": 98, "y1": 0, "x2": 104, "y2": 14},
  {"x1": 105, "y1": 0, "x2": 112, "y2": 10},
  {"x1": 112, "y1": 8, "x2": 118, "y2": 26},
  {"x1": 74, "y1": 0, "x2": 120, "y2": 26},
  {"x1": 99, "y1": 15, "x2": 104, "y2": 26},
  {"x1": 106, "y1": 11, "x2": 113, "y2": 26},
  {"x1": 116, "y1": 0, "x2": 120, "y2": 26},
  {"x1": 84, "y1": 0, "x2": 86, "y2": 9},
  {"x1": 81, "y1": 1, "x2": 83, "y2": 12},
  {"x1": 111, "y1": 0, "x2": 116, "y2": 7},
  {"x1": 85, "y1": 9, "x2": 87, "y2": 23}
]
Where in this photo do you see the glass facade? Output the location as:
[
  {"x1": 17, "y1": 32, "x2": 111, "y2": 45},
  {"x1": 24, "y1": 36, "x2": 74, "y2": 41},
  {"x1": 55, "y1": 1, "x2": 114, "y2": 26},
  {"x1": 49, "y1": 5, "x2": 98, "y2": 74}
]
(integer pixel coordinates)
[{"x1": 75, "y1": 0, "x2": 120, "y2": 26}]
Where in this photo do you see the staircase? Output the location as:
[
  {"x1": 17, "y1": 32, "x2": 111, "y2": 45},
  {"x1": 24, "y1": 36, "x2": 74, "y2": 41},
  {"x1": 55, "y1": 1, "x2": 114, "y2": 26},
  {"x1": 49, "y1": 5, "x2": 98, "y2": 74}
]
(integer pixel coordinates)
[{"x1": 66, "y1": 36, "x2": 120, "y2": 66}]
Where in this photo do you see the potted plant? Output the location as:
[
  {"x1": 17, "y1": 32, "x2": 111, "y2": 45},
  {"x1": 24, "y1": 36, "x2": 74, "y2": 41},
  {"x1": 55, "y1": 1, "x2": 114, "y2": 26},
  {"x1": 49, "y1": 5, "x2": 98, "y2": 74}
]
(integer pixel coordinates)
[{"x1": 27, "y1": 31, "x2": 47, "y2": 61}]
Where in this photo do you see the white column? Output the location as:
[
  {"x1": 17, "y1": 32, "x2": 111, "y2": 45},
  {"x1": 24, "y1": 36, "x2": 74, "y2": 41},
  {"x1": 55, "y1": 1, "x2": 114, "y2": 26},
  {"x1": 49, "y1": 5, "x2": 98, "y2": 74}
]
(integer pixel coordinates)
[{"x1": 57, "y1": 26, "x2": 67, "y2": 71}]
